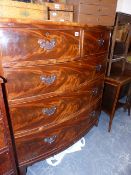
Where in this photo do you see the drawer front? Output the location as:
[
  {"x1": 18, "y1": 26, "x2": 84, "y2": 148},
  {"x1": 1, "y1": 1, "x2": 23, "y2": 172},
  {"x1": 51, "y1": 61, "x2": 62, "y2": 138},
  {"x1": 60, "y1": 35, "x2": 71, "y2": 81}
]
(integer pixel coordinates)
[
  {"x1": 15, "y1": 101, "x2": 101, "y2": 164},
  {"x1": 0, "y1": 151, "x2": 13, "y2": 174},
  {"x1": 10, "y1": 78, "x2": 103, "y2": 135},
  {"x1": 80, "y1": 0, "x2": 117, "y2": 6},
  {"x1": 5, "y1": 56, "x2": 106, "y2": 101},
  {"x1": 0, "y1": 28, "x2": 81, "y2": 67},
  {"x1": 0, "y1": 121, "x2": 6, "y2": 149},
  {"x1": 78, "y1": 14, "x2": 115, "y2": 26},
  {"x1": 49, "y1": 11, "x2": 73, "y2": 22},
  {"x1": 98, "y1": 15, "x2": 115, "y2": 26},
  {"x1": 79, "y1": 4, "x2": 116, "y2": 16},
  {"x1": 82, "y1": 29, "x2": 110, "y2": 56}
]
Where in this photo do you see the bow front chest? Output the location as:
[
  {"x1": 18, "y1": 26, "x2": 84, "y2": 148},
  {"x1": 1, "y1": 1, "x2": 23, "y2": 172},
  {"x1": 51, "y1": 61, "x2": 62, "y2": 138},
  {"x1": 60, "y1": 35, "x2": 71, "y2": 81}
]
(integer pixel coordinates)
[{"x1": 0, "y1": 20, "x2": 110, "y2": 174}]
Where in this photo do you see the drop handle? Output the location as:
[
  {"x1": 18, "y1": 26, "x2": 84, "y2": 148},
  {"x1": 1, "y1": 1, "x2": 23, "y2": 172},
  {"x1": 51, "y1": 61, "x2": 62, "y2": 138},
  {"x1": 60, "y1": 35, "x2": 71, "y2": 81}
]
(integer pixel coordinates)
[
  {"x1": 38, "y1": 38, "x2": 56, "y2": 50},
  {"x1": 42, "y1": 106, "x2": 57, "y2": 116},
  {"x1": 40, "y1": 74, "x2": 56, "y2": 85},
  {"x1": 98, "y1": 38, "x2": 105, "y2": 47},
  {"x1": 89, "y1": 111, "x2": 96, "y2": 118},
  {"x1": 92, "y1": 87, "x2": 99, "y2": 96},
  {"x1": 44, "y1": 135, "x2": 57, "y2": 144},
  {"x1": 96, "y1": 64, "x2": 102, "y2": 72}
]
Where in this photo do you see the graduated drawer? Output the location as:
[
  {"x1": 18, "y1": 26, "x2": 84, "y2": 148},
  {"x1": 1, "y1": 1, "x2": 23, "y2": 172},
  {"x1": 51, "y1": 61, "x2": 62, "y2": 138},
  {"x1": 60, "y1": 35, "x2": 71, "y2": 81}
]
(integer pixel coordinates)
[
  {"x1": 5, "y1": 56, "x2": 106, "y2": 101},
  {"x1": 9, "y1": 78, "x2": 103, "y2": 135},
  {"x1": 0, "y1": 28, "x2": 81, "y2": 67},
  {"x1": 15, "y1": 101, "x2": 100, "y2": 165},
  {"x1": 0, "y1": 151, "x2": 13, "y2": 174},
  {"x1": 82, "y1": 28, "x2": 110, "y2": 56},
  {"x1": 0, "y1": 120, "x2": 6, "y2": 149}
]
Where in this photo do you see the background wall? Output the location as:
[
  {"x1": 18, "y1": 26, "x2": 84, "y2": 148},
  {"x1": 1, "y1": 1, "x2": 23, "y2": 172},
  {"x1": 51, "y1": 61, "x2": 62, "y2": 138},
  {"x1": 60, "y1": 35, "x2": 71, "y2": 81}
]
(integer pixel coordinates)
[{"x1": 116, "y1": 0, "x2": 131, "y2": 14}]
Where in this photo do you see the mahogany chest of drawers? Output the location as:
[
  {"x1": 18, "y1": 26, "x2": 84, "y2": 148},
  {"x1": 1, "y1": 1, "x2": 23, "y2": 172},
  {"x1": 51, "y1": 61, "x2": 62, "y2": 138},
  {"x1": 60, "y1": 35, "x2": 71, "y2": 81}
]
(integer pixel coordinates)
[
  {"x1": 0, "y1": 79, "x2": 17, "y2": 175},
  {"x1": 0, "y1": 19, "x2": 110, "y2": 175}
]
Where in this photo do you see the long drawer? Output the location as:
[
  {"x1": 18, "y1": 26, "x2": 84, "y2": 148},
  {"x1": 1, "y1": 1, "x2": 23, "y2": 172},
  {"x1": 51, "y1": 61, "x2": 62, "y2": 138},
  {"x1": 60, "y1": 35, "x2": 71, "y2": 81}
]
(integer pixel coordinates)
[
  {"x1": 77, "y1": 14, "x2": 115, "y2": 26},
  {"x1": 78, "y1": 4, "x2": 116, "y2": 16},
  {"x1": 15, "y1": 100, "x2": 101, "y2": 165},
  {"x1": 0, "y1": 28, "x2": 81, "y2": 67},
  {"x1": 9, "y1": 78, "x2": 103, "y2": 135},
  {"x1": 5, "y1": 57, "x2": 106, "y2": 101}
]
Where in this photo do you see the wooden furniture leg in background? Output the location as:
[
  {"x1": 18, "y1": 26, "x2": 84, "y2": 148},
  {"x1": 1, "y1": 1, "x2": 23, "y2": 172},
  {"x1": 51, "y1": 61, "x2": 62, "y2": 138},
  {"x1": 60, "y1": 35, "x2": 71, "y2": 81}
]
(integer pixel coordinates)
[
  {"x1": 108, "y1": 85, "x2": 121, "y2": 132},
  {"x1": 102, "y1": 74, "x2": 131, "y2": 132},
  {"x1": 124, "y1": 84, "x2": 131, "y2": 116}
]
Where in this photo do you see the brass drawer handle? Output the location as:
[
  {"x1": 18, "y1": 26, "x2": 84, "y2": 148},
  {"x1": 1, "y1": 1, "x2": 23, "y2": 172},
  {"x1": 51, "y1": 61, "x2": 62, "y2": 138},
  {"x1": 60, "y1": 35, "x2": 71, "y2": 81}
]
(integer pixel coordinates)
[
  {"x1": 44, "y1": 135, "x2": 57, "y2": 144},
  {"x1": 42, "y1": 106, "x2": 57, "y2": 116},
  {"x1": 98, "y1": 38, "x2": 105, "y2": 47},
  {"x1": 38, "y1": 38, "x2": 56, "y2": 50},
  {"x1": 92, "y1": 87, "x2": 99, "y2": 96},
  {"x1": 89, "y1": 111, "x2": 96, "y2": 118},
  {"x1": 96, "y1": 64, "x2": 102, "y2": 72},
  {"x1": 40, "y1": 74, "x2": 56, "y2": 85}
]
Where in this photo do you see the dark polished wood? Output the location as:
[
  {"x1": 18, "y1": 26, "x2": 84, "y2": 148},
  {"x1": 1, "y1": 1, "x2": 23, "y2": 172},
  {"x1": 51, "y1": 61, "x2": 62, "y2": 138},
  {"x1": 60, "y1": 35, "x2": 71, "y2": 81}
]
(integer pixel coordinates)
[
  {"x1": 82, "y1": 29, "x2": 110, "y2": 56},
  {"x1": 102, "y1": 73, "x2": 131, "y2": 132},
  {"x1": 16, "y1": 99, "x2": 101, "y2": 166},
  {"x1": 0, "y1": 19, "x2": 110, "y2": 175},
  {"x1": 4, "y1": 56, "x2": 106, "y2": 102},
  {"x1": 0, "y1": 81, "x2": 18, "y2": 175},
  {"x1": 0, "y1": 28, "x2": 81, "y2": 67},
  {"x1": 10, "y1": 86, "x2": 103, "y2": 136},
  {"x1": 0, "y1": 151, "x2": 14, "y2": 175}
]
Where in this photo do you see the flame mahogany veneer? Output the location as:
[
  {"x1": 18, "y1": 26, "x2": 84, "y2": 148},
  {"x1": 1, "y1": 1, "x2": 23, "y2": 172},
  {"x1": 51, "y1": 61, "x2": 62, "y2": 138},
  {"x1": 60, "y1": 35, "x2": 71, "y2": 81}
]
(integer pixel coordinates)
[{"x1": 0, "y1": 20, "x2": 110, "y2": 175}]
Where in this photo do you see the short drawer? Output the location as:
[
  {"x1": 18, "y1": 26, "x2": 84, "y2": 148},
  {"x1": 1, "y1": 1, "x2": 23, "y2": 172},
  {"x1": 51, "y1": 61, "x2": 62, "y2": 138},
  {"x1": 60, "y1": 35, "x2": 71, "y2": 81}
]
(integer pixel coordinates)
[
  {"x1": 0, "y1": 120, "x2": 6, "y2": 149},
  {"x1": 5, "y1": 56, "x2": 106, "y2": 101},
  {"x1": 10, "y1": 77, "x2": 103, "y2": 135},
  {"x1": 49, "y1": 11, "x2": 73, "y2": 22},
  {"x1": 15, "y1": 101, "x2": 101, "y2": 165},
  {"x1": 0, "y1": 151, "x2": 13, "y2": 174},
  {"x1": 0, "y1": 28, "x2": 81, "y2": 67},
  {"x1": 82, "y1": 28, "x2": 110, "y2": 56}
]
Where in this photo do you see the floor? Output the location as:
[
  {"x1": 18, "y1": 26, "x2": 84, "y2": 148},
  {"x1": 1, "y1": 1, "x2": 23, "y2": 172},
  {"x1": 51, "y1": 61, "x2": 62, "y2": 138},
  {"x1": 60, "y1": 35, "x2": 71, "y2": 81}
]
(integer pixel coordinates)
[{"x1": 27, "y1": 108, "x2": 131, "y2": 175}]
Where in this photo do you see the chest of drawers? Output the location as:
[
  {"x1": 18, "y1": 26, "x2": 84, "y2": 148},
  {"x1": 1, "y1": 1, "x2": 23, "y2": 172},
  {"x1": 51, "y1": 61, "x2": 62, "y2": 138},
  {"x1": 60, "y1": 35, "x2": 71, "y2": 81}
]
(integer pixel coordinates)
[
  {"x1": 0, "y1": 20, "x2": 110, "y2": 175},
  {"x1": 67, "y1": 0, "x2": 117, "y2": 26},
  {"x1": 0, "y1": 79, "x2": 17, "y2": 175}
]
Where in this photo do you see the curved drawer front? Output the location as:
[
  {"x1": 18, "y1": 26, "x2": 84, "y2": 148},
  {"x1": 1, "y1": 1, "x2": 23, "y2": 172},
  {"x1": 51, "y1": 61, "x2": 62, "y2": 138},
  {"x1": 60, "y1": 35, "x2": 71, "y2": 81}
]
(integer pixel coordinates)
[
  {"x1": 0, "y1": 121, "x2": 6, "y2": 149},
  {"x1": 0, "y1": 28, "x2": 80, "y2": 67},
  {"x1": 10, "y1": 88, "x2": 100, "y2": 135},
  {"x1": 5, "y1": 57, "x2": 106, "y2": 101},
  {"x1": 15, "y1": 100, "x2": 101, "y2": 165},
  {"x1": 82, "y1": 29, "x2": 110, "y2": 56},
  {"x1": 0, "y1": 151, "x2": 13, "y2": 175}
]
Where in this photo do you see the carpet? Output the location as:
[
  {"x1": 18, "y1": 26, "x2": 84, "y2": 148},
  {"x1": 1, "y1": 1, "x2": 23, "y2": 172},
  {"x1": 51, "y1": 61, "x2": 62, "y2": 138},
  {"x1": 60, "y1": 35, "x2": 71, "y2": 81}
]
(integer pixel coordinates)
[{"x1": 27, "y1": 108, "x2": 131, "y2": 175}]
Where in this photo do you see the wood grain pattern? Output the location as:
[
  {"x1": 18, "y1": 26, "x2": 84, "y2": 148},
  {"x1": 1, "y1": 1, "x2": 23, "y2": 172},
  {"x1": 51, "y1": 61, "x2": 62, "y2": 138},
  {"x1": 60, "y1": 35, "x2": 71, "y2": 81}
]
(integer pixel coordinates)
[
  {"x1": 0, "y1": 85, "x2": 18, "y2": 175},
  {"x1": 0, "y1": 151, "x2": 14, "y2": 175},
  {"x1": 0, "y1": 28, "x2": 81, "y2": 67},
  {"x1": 82, "y1": 29, "x2": 110, "y2": 56},
  {"x1": 4, "y1": 57, "x2": 106, "y2": 101},
  {"x1": 0, "y1": 20, "x2": 110, "y2": 175},
  {"x1": 15, "y1": 100, "x2": 101, "y2": 166},
  {"x1": 9, "y1": 83, "x2": 103, "y2": 136},
  {"x1": 0, "y1": 121, "x2": 6, "y2": 149}
]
